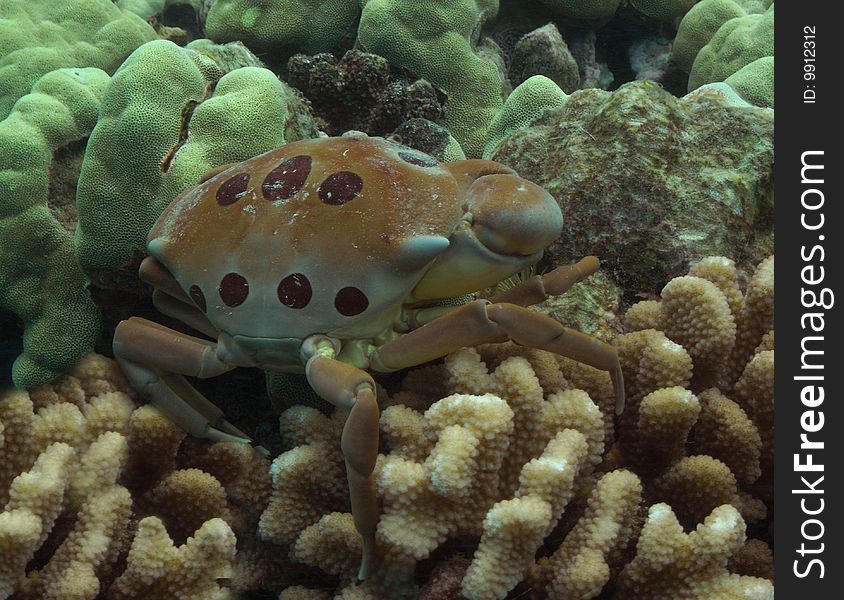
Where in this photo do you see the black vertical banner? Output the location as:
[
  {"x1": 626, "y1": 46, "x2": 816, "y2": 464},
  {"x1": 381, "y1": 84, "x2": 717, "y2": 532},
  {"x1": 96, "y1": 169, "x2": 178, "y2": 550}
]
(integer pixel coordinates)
[{"x1": 775, "y1": 1, "x2": 842, "y2": 595}]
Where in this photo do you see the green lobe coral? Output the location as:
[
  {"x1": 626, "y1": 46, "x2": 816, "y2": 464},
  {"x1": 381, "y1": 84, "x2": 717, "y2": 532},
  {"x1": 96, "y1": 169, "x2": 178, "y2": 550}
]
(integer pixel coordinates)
[
  {"x1": 0, "y1": 0, "x2": 157, "y2": 120},
  {"x1": 630, "y1": 0, "x2": 698, "y2": 20},
  {"x1": 483, "y1": 75, "x2": 569, "y2": 160},
  {"x1": 74, "y1": 39, "x2": 317, "y2": 281},
  {"x1": 534, "y1": 0, "x2": 621, "y2": 21},
  {"x1": 357, "y1": 0, "x2": 505, "y2": 158},
  {"x1": 0, "y1": 68, "x2": 108, "y2": 388},
  {"x1": 673, "y1": 0, "x2": 774, "y2": 107},
  {"x1": 205, "y1": 0, "x2": 361, "y2": 53},
  {"x1": 689, "y1": 6, "x2": 774, "y2": 92}
]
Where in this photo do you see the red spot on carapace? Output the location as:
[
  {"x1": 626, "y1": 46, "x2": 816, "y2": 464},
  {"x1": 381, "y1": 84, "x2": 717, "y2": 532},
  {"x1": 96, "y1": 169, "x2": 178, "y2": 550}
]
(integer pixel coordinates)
[
  {"x1": 318, "y1": 171, "x2": 363, "y2": 205},
  {"x1": 219, "y1": 273, "x2": 249, "y2": 307},
  {"x1": 277, "y1": 273, "x2": 312, "y2": 309},
  {"x1": 399, "y1": 151, "x2": 438, "y2": 167},
  {"x1": 262, "y1": 155, "x2": 312, "y2": 201},
  {"x1": 189, "y1": 285, "x2": 206, "y2": 312},
  {"x1": 334, "y1": 286, "x2": 368, "y2": 316},
  {"x1": 216, "y1": 173, "x2": 250, "y2": 206}
]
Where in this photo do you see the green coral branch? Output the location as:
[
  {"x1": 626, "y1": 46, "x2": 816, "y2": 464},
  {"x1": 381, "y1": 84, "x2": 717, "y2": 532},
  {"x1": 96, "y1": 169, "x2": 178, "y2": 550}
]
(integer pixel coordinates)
[
  {"x1": 0, "y1": 68, "x2": 110, "y2": 387},
  {"x1": 74, "y1": 39, "x2": 317, "y2": 274},
  {"x1": 0, "y1": 0, "x2": 156, "y2": 119}
]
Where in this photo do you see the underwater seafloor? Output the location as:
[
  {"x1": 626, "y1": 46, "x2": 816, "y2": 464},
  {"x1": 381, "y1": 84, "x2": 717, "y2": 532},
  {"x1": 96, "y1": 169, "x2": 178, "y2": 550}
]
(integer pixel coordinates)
[{"x1": 0, "y1": 1, "x2": 774, "y2": 599}]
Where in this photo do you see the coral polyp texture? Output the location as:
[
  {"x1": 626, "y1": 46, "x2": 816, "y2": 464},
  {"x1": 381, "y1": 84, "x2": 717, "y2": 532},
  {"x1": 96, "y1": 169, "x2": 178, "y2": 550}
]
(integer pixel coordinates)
[
  {"x1": 0, "y1": 353, "x2": 274, "y2": 599},
  {"x1": 0, "y1": 0, "x2": 156, "y2": 119},
  {"x1": 73, "y1": 38, "x2": 317, "y2": 287},
  {"x1": 0, "y1": 68, "x2": 107, "y2": 388}
]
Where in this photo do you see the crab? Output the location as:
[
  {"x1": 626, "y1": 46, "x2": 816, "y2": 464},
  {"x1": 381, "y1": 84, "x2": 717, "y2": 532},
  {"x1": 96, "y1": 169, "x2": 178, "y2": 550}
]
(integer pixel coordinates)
[{"x1": 113, "y1": 132, "x2": 624, "y2": 579}]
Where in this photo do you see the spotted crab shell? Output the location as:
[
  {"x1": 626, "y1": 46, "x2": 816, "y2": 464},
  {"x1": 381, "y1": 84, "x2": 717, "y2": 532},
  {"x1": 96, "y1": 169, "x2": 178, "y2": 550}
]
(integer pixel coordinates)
[{"x1": 148, "y1": 135, "x2": 463, "y2": 341}]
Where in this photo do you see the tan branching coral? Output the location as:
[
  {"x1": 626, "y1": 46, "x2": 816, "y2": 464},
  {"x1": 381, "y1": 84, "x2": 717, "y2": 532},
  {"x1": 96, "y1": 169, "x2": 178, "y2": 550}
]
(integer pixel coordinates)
[
  {"x1": 614, "y1": 503, "x2": 773, "y2": 599},
  {"x1": 105, "y1": 516, "x2": 236, "y2": 599},
  {"x1": 660, "y1": 276, "x2": 737, "y2": 387},
  {"x1": 535, "y1": 469, "x2": 643, "y2": 600},
  {"x1": 1, "y1": 442, "x2": 74, "y2": 598},
  {"x1": 623, "y1": 255, "x2": 773, "y2": 392},
  {"x1": 2, "y1": 255, "x2": 774, "y2": 599},
  {"x1": 259, "y1": 408, "x2": 348, "y2": 548},
  {"x1": 616, "y1": 256, "x2": 773, "y2": 527},
  {"x1": 266, "y1": 346, "x2": 616, "y2": 599},
  {"x1": 1, "y1": 353, "x2": 272, "y2": 599},
  {"x1": 16, "y1": 433, "x2": 133, "y2": 599},
  {"x1": 691, "y1": 389, "x2": 761, "y2": 487},
  {"x1": 461, "y1": 429, "x2": 589, "y2": 599},
  {"x1": 727, "y1": 256, "x2": 774, "y2": 386},
  {"x1": 734, "y1": 347, "x2": 774, "y2": 498}
]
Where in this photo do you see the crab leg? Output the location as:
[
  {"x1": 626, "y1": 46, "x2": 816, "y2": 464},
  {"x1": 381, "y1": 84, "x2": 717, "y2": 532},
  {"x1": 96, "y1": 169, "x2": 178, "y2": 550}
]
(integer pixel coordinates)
[
  {"x1": 305, "y1": 354, "x2": 380, "y2": 580},
  {"x1": 140, "y1": 257, "x2": 219, "y2": 338},
  {"x1": 488, "y1": 256, "x2": 600, "y2": 307},
  {"x1": 371, "y1": 300, "x2": 625, "y2": 414},
  {"x1": 113, "y1": 316, "x2": 250, "y2": 443}
]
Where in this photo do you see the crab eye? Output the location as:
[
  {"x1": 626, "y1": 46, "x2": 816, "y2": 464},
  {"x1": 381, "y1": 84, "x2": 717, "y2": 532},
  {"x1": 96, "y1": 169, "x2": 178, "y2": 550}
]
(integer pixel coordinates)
[
  {"x1": 399, "y1": 151, "x2": 438, "y2": 167},
  {"x1": 189, "y1": 285, "x2": 207, "y2": 312},
  {"x1": 334, "y1": 286, "x2": 368, "y2": 316}
]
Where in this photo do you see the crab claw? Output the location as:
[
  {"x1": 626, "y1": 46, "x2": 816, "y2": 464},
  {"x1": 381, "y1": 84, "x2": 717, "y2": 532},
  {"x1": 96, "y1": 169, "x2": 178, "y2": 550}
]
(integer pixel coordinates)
[
  {"x1": 411, "y1": 161, "x2": 564, "y2": 301},
  {"x1": 463, "y1": 173, "x2": 563, "y2": 257}
]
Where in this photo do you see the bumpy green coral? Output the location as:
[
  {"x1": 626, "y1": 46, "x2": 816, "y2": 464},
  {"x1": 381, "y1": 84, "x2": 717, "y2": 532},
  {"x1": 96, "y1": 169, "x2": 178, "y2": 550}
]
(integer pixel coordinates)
[
  {"x1": 0, "y1": 0, "x2": 156, "y2": 119},
  {"x1": 673, "y1": 0, "x2": 747, "y2": 73},
  {"x1": 489, "y1": 81, "x2": 774, "y2": 297},
  {"x1": 534, "y1": 0, "x2": 621, "y2": 20},
  {"x1": 358, "y1": 0, "x2": 505, "y2": 158},
  {"x1": 0, "y1": 68, "x2": 109, "y2": 388},
  {"x1": 204, "y1": 0, "x2": 360, "y2": 53},
  {"x1": 629, "y1": 0, "x2": 697, "y2": 20},
  {"x1": 116, "y1": 0, "x2": 202, "y2": 20},
  {"x1": 483, "y1": 75, "x2": 569, "y2": 160},
  {"x1": 724, "y1": 56, "x2": 774, "y2": 108},
  {"x1": 673, "y1": 1, "x2": 773, "y2": 73},
  {"x1": 689, "y1": 5, "x2": 773, "y2": 92},
  {"x1": 74, "y1": 39, "x2": 317, "y2": 280}
]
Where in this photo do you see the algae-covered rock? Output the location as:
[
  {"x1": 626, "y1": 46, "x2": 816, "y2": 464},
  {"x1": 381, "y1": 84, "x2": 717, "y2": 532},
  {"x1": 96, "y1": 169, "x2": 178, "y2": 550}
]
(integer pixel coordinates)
[
  {"x1": 287, "y1": 50, "x2": 443, "y2": 137},
  {"x1": 489, "y1": 81, "x2": 773, "y2": 298},
  {"x1": 509, "y1": 23, "x2": 579, "y2": 93},
  {"x1": 390, "y1": 118, "x2": 466, "y2": 163}
]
